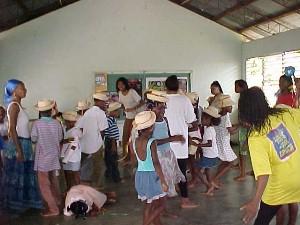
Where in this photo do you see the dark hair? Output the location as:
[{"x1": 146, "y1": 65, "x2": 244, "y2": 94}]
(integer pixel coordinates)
[
  {"x1": 202, "y1": 112, "x2": 221, "y2": 126},
  {"x1": 165, "y1": 75, "x2": 179, "y2": 91},
  {"x1": 235, "y1": 79, "x2": 248, "y2": 91},
  {"x1": 39, "y1": 109, "x2": 52, "y2": 118},
  {"x1": 211, "y1": 81, "x2": 223, "y2": 94},
  {"x1": 238, "y1": 87, "x2": 285, "y2": 134},
  {"x1": 116, "y1": 77, "x2": 130, "y2": 92},
  {"x1": 68, "y1": 200, "x2": 88, "y2": 219},
  {"x1": 280, "y1": 75, "x2": 293, "y2": 86}
]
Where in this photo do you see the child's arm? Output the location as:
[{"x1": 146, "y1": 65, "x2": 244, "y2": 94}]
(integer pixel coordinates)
[
  {"x1": 156, "y1": 135, "x2": 185, "y2": 146},
  {"x1": 199, "y1": 140, "x2": 212, "y2": 148},
  {"x1": 227, "y1": 125, "x2": 238, "y2": 135},
  {"x1": 150, "y1": 141, "x2": 168, "y2": 192}
]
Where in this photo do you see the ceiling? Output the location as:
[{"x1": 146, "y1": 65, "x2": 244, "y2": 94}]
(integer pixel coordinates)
[
  {"x1": 169, "y1": 0, "x2": 300, "y2": 41},
  {"x1": 1, "y1": 0, "x2": 300, "y2": 41}
]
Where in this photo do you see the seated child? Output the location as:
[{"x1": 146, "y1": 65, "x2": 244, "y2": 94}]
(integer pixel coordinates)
[
  {"x1": 31, "y1": 99, "x2": 63, "y2": 217},
  {"x1": 61, "y1": 111, "x2": 82, "y2": 190},
  {"x1": 64, "y1": 184, "x2": 107, "y2": 218}
]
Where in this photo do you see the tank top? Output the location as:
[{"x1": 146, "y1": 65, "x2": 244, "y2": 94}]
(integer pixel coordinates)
[
  {"x1": 152, "y1": 120, "x2": 170, "y2": 152},
  {"x1": 7, "y1": 102, "x2": 30, "y2": 138},
  {"x1": 133, "y1": 138, "x2": 155, "y2": 172}
]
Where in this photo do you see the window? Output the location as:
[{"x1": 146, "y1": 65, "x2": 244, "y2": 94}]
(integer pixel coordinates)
[{"x1": 246, "y1": 50, "x2": 300, "y2": 106}]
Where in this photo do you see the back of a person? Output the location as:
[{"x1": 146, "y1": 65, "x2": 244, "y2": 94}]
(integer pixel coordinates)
[
  {"x1": 202, "y1": 126, "x2": 218, "y2": 158},
  {"x1": 249, "y1": 109, "x2": 300, "y2": 205},
  {"x1": 152, "y1": 120, "x2": 170, "y2": 152},
  {"x1": 33, "y1": 118, "x2": 62, "y2": 171}
]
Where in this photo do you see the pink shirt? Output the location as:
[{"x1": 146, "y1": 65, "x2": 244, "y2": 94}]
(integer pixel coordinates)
[{"x1": 31, "y1": 117, "x2": 63, "y2": 172}]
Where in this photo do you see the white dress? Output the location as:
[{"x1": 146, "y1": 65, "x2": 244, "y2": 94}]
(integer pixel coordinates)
[{"x1": 214, "y1": 113, "x2": 237, "y2": 162}]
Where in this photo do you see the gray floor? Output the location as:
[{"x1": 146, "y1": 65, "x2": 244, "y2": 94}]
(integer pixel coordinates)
[{"x1": 2, "y1": 160, "x2": 297, "y2": 225}]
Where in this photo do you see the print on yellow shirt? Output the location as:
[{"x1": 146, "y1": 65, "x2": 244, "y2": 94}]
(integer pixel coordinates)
[{"x1": 267, "y1": 123, "x2": 296, "y2": 161}]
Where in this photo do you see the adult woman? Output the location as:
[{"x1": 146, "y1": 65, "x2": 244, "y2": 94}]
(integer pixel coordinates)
[
  {"x1": 2, "y1": 79, "x2": 42, "y2": 212},
  {"x1": 116, "y1": 77, "x2": 144, "y2": 161},
  {"x1": 207, "y1": 81, "x2": 224, "y2": 108},
  {"x1": 239, "y1": 87, "x2": 300, "y2": 225}
]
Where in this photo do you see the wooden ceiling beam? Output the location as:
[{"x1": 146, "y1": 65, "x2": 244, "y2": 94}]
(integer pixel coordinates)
[
  {"x1": 214, "y1": 0, "x2": 258, "y2": 21},
  {"x1": 0, "y1": 0, "x2": 80, "y2": 33},
  {"x1": 238, "y1": 2, "x2": 300, "y2": 32}
]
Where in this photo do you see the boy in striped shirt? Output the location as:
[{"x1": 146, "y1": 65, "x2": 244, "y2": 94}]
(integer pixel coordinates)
[{"x1": 104, "y1": 102, "x2": 122, "y2": 183}]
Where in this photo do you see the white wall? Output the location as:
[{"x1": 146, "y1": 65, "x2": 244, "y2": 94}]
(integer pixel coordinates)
[
  {"x1": 242, "y1": 28, "x2": 300, "y2": 78},
  {"x1": 0, "y1": 0, "x2": 242, "y2": 118}
]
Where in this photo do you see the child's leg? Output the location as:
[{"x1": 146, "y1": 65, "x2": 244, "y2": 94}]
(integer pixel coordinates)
[
  {"x1": 234, "y1": 154, "x2": 246, "y2": 181},
  {"x1": 64, "y1": 170, "x2": 72, "y2": 190},
  {"x1": 213, "y1": 161, "x2": 232, "y2": 184},
  {"x1": 73, "y1": 171, "x2": 80, "y2": 186},
  {"x1": 197, "y1": 168, "x2": 209, "y2": 188},
  {"x1": 104, "y1": 138, "x2": 112, "y2": 178},
  {"x1": 37, "y1": 171, "x2": 59, "y2": 215},
  {"x1": 188, "y1": 155, "x2": 198, "y2": 187},
  {"x1": 49, "y1": 170, "x2": 62, "y2": 210},
  {"x1": 287, "y1": 203, "x2": 298, "y2": 225},
  {"x1": 276, "y1": 205, "x2": 287, "y2": 225},
  {"x1": 143, "y1": 203, "x2": 152, "y2": 225},
  {"x1": 144, "y1": 199, "x2": 165, "y2": 225},
  {"x1": 111, "y1": 150, "x2": 121, "y2": 182}
]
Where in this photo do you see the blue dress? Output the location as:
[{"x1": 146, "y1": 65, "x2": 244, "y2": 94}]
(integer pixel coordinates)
[{"x1": 133, "y1": 138, "x2": 166, "y2": 203}]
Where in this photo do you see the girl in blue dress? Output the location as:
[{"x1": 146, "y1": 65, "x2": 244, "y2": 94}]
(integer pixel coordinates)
[{"x1": 132, "y1": 111, "x2": 168, "y2": 225}]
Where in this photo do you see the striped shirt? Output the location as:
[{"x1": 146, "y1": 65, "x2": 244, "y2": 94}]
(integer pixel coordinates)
[
  {"x1": 31, "y1": 117, "x2": 63, "y2": 172},
  {"x1": 104, "y1": 116, "x2": 120, "y2": 140}
]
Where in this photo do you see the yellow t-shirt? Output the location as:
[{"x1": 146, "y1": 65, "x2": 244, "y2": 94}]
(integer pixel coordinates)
[{"x1": 249, "y1": 109, "x2": 300, "y2": 206}]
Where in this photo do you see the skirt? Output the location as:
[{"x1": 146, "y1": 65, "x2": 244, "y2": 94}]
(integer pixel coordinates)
[
  {"x1": 2, "y1": 138, "x2": 43, "y2": 211},
  {"x1": 157, "y1": 149, "x2": 186, "y2": 197},
  {"x1": 135, "y1": 171, "x2": 166, "y2": 203},
  {"x1": 63, "y1": 161, "x2": 81, "y2": 171},
  {"x1": 196, "y1": 157, "x2": 219, "y2": 168}
]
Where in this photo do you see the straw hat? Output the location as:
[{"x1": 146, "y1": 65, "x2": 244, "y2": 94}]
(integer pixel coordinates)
[
  {"x1": 93, "y1": 93, "x2": 109, "y2": 101},
  {"x1": 217, "y1": 95, "x2": 234, "y2": 108},
  {"x1": 147, "y1": 93, "x2": 168, "y2": 103},
  {"x1": 76, "y1": 100, "x2": 90, "y2": 111},
  {"x1": 133, "y1": 111, "x2": 156, "y2": 131},
  {"x1": 186, "y1": 92, "x2": 199, "y2": 104},
  {"x1": 62, "y1": 111, "x2": 78, "y2": 121},
  {"x1": 203, "y1": 106, "x2": 220, "y2": 118},
  {"x1": 34, "y1": 99, "x2": 55, "y2": 111},
  {"x1": 107, "y1": 102, "x2": 122, "y2": 112},
  {"x1": 151, "y1": 90, "x2": 167, "y2": 96}
]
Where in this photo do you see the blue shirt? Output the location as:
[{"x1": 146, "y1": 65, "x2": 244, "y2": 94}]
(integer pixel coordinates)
[{"x1": 104, "y1": 116, "x2": 120, "y2": 140}]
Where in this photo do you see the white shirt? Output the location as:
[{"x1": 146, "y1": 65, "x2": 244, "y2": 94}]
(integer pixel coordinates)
[
  {"x1": 76, "y1": 106, "x2": 108, "y2": 154},
  {"x1": 0, "y1": 119, "x2": 8, "y2": 137},
  {"x1": 202, "y1": 126, "x2": 218, "y2": 158},
  {"x1": 64, "y1": 185, "x2": 107, "y2": 216},
  {"x1": 61, "y1": 127, "x2": 82, "y2": 163},
  {"x1": 165, "y1": 94, "x2": 196, "y2": 159},
  {"x1": 119, "y1": 89, "x2": 143, "y2": 119},
  {"x1": 7, "y1": 102, "x2": 30, "y2": 138}
]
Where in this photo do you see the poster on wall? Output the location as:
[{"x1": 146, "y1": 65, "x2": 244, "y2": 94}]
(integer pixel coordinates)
[
  {"x1": 145, "y1": 77, "x2": 189, "y2": 92},
  {"x1": 95, "y1": 73, "x2": 108, "y2": 93}
]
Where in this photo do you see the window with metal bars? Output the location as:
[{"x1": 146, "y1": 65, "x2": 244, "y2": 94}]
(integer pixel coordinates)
[{"x1": 246, "y1": 50, "x2": 300, "y2": 106}]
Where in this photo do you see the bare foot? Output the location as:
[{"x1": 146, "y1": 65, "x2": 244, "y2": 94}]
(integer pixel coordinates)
[
  {"x1": 41, "y1": 211, "x2": 59, "y2": 217},
  {"x1": 181, "y1": 198, "x2": 199, "y2": 209},
  {"x1": 234, "y1": 175, "x2": 246, "y2": 182}
]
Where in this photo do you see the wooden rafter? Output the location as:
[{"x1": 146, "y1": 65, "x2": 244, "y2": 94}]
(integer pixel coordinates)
[
  {"x1": 213, "y1": 0, "x2": 258, "y2": 20},
  {"x1": 238, "y1": 2, "x2": 300, "y2": 32}
]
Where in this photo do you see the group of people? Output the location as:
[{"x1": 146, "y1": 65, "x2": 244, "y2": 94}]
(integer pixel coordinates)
[{"x1": 0, "y1": 72, "x2": 300, "y2": 225}]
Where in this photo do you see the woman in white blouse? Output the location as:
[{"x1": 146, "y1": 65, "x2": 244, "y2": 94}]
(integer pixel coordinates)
[{"x1": 116, "y1": 77, "x2": 144, "y2": 161}]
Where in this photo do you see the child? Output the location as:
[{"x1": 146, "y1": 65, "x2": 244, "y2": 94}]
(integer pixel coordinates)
[
  {"x1": 31, "y1": 99, "x2": 63, "y2": 217},
  {"x1": 195, "y1": 106, "x2": 220, "y2": 195},
  {"x1": 61, "y1": 111, "x2": 82, "y2": 190},
  {"x1": 207, "y1": 95, "x2": 238, "y2": 195},
  {"x1": 147, "y1": 92, "x2": 185, "y2": 197},
  {"x1": 276, "y1": 75, "x2": 296, "y2": 108},
  {"x1": 132, "y1": 111, "x2": 168, "y2": 225},
  {"x1": 186, "y1": 92, "x2": 202, "y2": 188},
  {"x1": 234, "y1": 79, "x2": 249, "y2": 182},
  {"x1": 64, "y1": 184, "x2": 107, "y2": 218},
  {"x1": 104, "y1": 102, "x2": 122, "y2": 183}
]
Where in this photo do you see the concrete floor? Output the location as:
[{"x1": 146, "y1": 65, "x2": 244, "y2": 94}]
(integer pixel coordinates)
[{"x1": 2, "y1": 157, "x2": 298, "y2": 225}]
